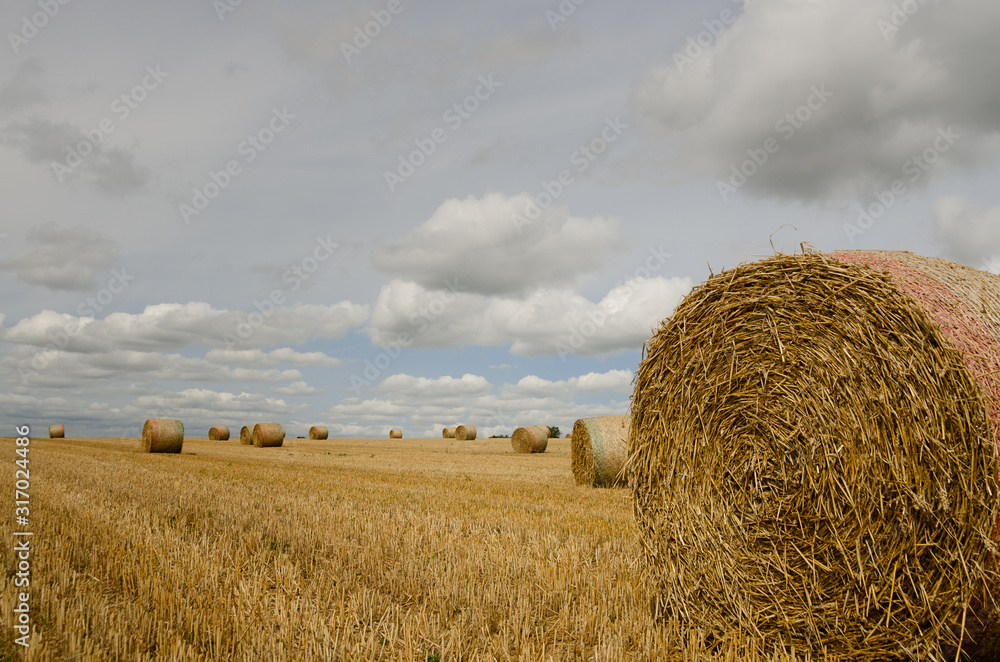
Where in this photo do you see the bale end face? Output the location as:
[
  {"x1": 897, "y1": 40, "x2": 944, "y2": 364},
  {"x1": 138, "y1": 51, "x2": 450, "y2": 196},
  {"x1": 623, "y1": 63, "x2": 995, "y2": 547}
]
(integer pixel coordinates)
[
  {"x1": 141, "y1": 419, "x2": 184, "y2": 453},
  {"x1": 252, "y1": 423, "x2": 285, "y2": 448},
  {"x1": 239, "y1": 426, "x2": 251, "y2": 445},
  {"x1": 309, "y1": 425, "x2": 329, "y2": 440},
  {"x1": 455, "y1": 424, "x2": 477, "y2": 441},
  {"x1": 511, "y1": 426, "x2": 549, "y2": 453}
]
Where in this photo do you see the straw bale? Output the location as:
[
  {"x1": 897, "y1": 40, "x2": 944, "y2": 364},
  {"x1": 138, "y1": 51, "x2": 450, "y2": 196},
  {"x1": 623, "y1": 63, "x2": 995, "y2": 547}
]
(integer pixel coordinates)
[
  {"x1": 455, "y1": 424, "x2": 477, "y2": 440},
  {"x1": 208, "y1": 425, "x2": 229, "y2": 441},
  {"x1": 442, "y1": 426, "x2": 457, "y2": 438},
  {"x1": 389, "y1": 429, "x2": 403, "y2": 439},
  {"x1": 629, "y1": 250, "x2": 1000, "y2": 660},
  {"x1": 309, "y1": 425, "x2": 329, "y2": 440},
  {"x1": 571, "y1": 415, "x2": 629, "y2": 487},
  {"x1": 252, "y1": 422, "x2": 285, "y2": 448},
  {"x1": 141, "y1": 419, "x2": 184, "y2": 453},
  {"x1": 239, "y1": 425, "x2": 251, "y2": 445},
  {"x1": 48, "y1": 424, "x2": 64, "y2": 438},
  {"x1": 511, "y1": 426, "x2": 549, "y2": 453}
]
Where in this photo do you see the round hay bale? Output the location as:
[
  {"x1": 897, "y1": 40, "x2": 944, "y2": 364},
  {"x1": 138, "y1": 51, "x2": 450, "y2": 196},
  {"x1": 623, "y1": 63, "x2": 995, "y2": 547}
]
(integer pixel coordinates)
[
  {"x1": 572, "y1": 415, "x2": 629, "y2": 487},
  {"x1": 252, "y1": 423, "x2": 284, "y2": 448},
  {"x1": 630, "y1": 250, "x2": 1000, "y2": 659},
  {"x1": 208, "y1": 425, "x2": 229, "y2": 441},
  {"x1": 309, "y1": 425, "x2": 329, "y2": 440},
  {"x1": 455, "y1": 424, "x2": 477, "y2": 440},
  {"x1": 442, "y1": 426, "x2": 456, "y2": 438},
  {"x1": 389, "y1": 429, "x2": 403, "y2": 439},
  {"x1": 141, "y1": 419, "x2": 184, "y2": 454},
  {"x1": 564, "y1": 433, "x2": 571, "y2": 438},
  {"x1": 48, "y1": 424, "x2": 64, "y2": 438},
  {"x1": 239, "y1": 425, "x2": 251, "y2": 445},
  {"x1": 511, "y1": 426, "x2": 549, "y2": 453}
]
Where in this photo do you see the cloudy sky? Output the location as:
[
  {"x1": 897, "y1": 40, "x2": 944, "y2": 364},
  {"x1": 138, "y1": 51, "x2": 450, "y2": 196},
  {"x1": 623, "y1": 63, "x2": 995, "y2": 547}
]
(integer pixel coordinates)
[{"x1": 2, "y1": 0, "x2": 999, "y2": 438}]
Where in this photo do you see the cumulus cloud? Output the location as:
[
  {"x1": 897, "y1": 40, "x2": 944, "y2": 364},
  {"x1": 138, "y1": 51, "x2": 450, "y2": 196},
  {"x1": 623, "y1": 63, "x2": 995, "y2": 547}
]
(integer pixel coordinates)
[
  {"x1": 931, "y1": 194, "x2": 1000, "y2": 270},
  {"x1": 205, "y1": 348, "x2": 343, "y2": 369},
  {"x1": 272, "y1": 380, "x2": 322, "y2": 396},
  {"x1": 632, "y1": 0, "x2": 1000, "y2": 202},
  {"x1": 366, "y1": 275, "x2": 692, "y2": 357},
  {"x1": 0, "y1": 58, "x2": 46, "y2": 111},
  {"x1": 0, "y1": 223, "x2": 120, "y2": 291},
  {"x1": 371, "y1": 192, "x2": 627, "y2": 296}
]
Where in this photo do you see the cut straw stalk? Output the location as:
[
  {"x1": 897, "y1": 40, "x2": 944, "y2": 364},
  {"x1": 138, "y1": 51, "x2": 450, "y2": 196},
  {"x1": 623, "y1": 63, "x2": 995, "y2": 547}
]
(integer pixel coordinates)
[
  {"x1": 630, "y1": 250, "x2": 1000, "y2": 660},
  {"x1": 571, "y1": 415, "x2": 629, "y2": 487},
  {"x1": 309, "y1": 425, "x2": 328, "y2": 440},
  {"x1": 252, "y1": 423, "x2": 284, "y2": 448},
  {"x1": 511, "y1": 426, "x2": 549, "y2": 453},
  {"x1": 141, "y1": 419, "x2": 184, "y2": 453},
  {"x1": 239, "y1": 426, "x2": 251, "y2": 445},
  {"x1": 208, "y1": 425, "x2": 229, "y2": 441},
  {"x1": 389, "y1": 429, "x2": 402, "y2": 439},
  {"x1": 48, "y1": 424, "x2": 64, "y2": 438},
  {"x1": 455, "y1": 424, "x2": 477, "y2": 441}
]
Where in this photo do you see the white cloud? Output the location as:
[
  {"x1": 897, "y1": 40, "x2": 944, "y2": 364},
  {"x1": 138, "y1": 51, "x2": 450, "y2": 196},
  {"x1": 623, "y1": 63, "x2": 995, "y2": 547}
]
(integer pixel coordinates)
[
  {"x1": 632, "y1": 0, "x2": 1000, "y2": 202},
  {"x1": 371, "y1": 192, "x2": 627, "y2": 296},
  {"x1": 272, "y1": 380, "x2": 322, "y2": 396},
  {"x1": 931, "y1": 194, "x2": 1000, "y2": 269},
  {"x1": 205, "y1": 348, "x2": 342, "y2": 369},
  {"x1": 0, "y1": 222, "x2": 120, "y2": 291}
]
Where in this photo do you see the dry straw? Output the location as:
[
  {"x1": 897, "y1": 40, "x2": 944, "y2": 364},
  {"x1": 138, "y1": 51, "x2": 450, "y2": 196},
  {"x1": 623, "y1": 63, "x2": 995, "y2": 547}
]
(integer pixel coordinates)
[
  {"x1": 208, "y1": 425, "x2": 229, "y2": 441},
  {"x1": 141, "y1": 419, "x2": 184, "y2": 454},
  {"x1": 442, "y1": 426, "x2": 457, "y2": 439},
  {"x1": 629, "y1": 250, "x2": 1000, "y2": 660},
  {"x1": 572, "y1": 415, "x2": 629, "y2": 487},
  {"x1": 48, "y1": 424, "x2": 64, "y2": 439},
  {"x1": 252, "y1": 423, "x2": 284, "y2": 448},
  {"x1": 455, "y1": 424, "x2": 477, "y2": 441},
  {"x1": 239, "y1": 426, "x2": 251, "y2": 445},
  {"x1": 309, "y1": 425, "x2": 329, "y2": 440},
  {"x1": 389, "y1": 429, "x2": 403, "y2": 439},
  {"x1": 511, "y1": 426, "x2": 549, "y2": 454}
]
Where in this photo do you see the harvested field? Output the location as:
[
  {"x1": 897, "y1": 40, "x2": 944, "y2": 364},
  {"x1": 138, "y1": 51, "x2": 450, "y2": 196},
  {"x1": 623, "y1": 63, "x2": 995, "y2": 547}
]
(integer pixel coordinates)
[{"x1": 0, "y1": 435, "x2": 812, "y2": 661}]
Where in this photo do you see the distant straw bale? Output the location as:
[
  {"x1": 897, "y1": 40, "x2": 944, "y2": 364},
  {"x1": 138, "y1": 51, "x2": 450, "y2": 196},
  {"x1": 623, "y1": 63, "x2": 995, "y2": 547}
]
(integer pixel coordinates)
[
  {"x1": 511, "y1": 426, "x2": 549, "y2": 453},
  {"x1": 239, "y1": 426, "x2": 251, "y2": 445},
  {"x1": 141, "y1": 419, "x2": 184, "y2": 454},
  {"x1": 48, "y1": 424, "x2": 64, "y2": 438},
  {"x1": 630, "y1": 250, "x2": 1000, "y2": 660},
  {"x1": 442, "y1": 426, "x2": 456, "y2": 438},
  {"x1": 252, "y1": 423, "x2": 284, "y2": 448},
  {"x1": 455, "y1": 424, "x2": 477, "y2": 440},
  {"x1": 208, "y1": 425, "x2": 229, "y2": 441},
  {"x1": 389, "y1": 429, "x2": 403, "y2": 439},
  {"x1": 571, "y1": 416, "x2": 629, "y2": 487},
  {"x1": 309, "y1": 426, "x2": 329, "y2": 440}
]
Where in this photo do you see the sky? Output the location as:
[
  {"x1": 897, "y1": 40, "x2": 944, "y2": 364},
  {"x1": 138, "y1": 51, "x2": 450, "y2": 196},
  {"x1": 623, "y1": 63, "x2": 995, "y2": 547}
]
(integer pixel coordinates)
[{"x1": 2, "y1": 0, "x2": 999, "y2": 439}]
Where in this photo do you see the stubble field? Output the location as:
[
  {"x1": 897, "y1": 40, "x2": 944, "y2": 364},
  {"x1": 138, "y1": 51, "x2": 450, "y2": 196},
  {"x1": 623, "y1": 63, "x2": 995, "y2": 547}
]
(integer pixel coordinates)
[{"x1": 0, "y1": 436, "x2": 796, "y2": 661}]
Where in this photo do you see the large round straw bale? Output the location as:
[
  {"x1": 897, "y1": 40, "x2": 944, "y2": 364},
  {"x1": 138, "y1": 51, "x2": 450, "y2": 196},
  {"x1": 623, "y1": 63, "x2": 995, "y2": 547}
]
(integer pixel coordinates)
[
  {"x1": 630, "y1": 250, "x2": 1000, "y2": 660},
  {"x1": 511, "y1": 426, "x2": 549, "y2": 453},
  {"x1": 239, "y1": 425, "x2": 251, "y2": 445},
  {"x1": 141, "y1": 419, "x2": 184, "y2": 454},
  {"x1": 564, "y1": 433, "x2": 571, "y2": 438},
  {"x1": 309, "y1": 425, "x2": 329, "y2": 440},
  {"x1": 455, "y1": 424, "x2": 477, "y2": 440},
  {"x1": 572, "y1": 415, "x2": 629, "y2": 487},
  {"x1": 252, "y1": 423, "x2": 284, "y2": 448},
  {"x1": 389, "y1": 429, "x2": 403, "y2": 439},
  {"x1": 442, "y1": 426, "x2": 456, "y2": 438},
  {"x1": 208, "y1": 425, "x2": 229, "y2": 441},
  {"x1": 48, "y1": 424, "x2": 64, "y2": 438}
]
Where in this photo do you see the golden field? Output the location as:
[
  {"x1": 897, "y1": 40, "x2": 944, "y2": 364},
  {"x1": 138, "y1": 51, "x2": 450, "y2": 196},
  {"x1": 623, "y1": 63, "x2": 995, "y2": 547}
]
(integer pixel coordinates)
[{"x1": 0, "y1": 435, "x2": 804, "y2": 661}]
